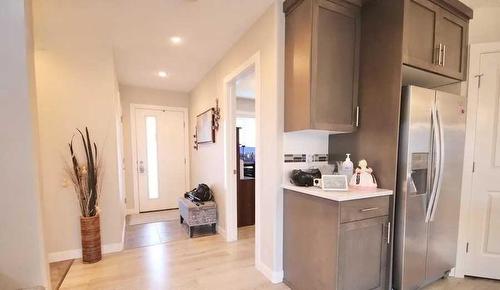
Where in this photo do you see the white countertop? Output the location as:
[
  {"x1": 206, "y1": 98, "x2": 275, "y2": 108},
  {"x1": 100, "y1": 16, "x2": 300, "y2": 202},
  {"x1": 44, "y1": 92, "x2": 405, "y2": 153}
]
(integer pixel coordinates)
[{"x1": 282, "y1": 184, "x2": 393, "y2": 201}]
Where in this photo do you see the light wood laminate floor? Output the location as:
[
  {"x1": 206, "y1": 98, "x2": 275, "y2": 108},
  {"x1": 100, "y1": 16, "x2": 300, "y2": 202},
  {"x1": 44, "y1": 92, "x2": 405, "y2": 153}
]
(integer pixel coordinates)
[
  {"x1": 61, "y1": 226, "x2": 289, "y2": 289},
  {"x1": 423, "y1": 276, "x2": 500, "y2": 290},
  {"x1": 124, "y1": 220, "x2": 216, "y2": 249},
  {"x1": 49, "y1": 259, "x2": 73, "y2": 289},
  {"x1": 61, "y1": 225, "x2": 500, "y2": 290}
]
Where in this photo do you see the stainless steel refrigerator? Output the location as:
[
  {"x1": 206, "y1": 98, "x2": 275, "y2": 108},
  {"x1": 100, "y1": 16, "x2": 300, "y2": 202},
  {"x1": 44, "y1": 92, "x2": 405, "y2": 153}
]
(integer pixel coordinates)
[{"x1": 393, "y1": 86, "x2": 466, "y2": 290}]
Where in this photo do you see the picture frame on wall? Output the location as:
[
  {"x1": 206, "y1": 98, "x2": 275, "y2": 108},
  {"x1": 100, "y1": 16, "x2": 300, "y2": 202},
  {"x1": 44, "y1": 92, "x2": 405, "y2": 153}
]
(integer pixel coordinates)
[{"x1": 196, "y1": 108, "x2": 215, "y2": 144}]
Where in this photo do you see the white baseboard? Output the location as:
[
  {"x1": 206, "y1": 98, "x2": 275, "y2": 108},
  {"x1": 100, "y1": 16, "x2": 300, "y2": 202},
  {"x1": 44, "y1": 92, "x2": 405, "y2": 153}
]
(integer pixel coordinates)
[
  {"x1": 255, "y1": 260, "x2": 283, "y2": 284},
  {"x1": 217, "y1": 224, "x2": 226, "y2": 238},
  {"x1": 126, "y1": 208, "x2": 138, "y2": 215},
  {"x1": 47, "y1": 242, "x2": 124, "y2": 263}
]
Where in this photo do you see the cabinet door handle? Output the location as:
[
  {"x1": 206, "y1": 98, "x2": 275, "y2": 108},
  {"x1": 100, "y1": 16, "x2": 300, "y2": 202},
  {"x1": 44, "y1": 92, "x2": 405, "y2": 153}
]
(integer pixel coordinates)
[
  {"x1": 355, "y1": 106, "x2": 360, "y2": 127},
  {"x1": 442, "y1": 45, "x2": 446, "y2": 67},
  {"x1": 387, "y1": 222, "x2": 391, "y2": 244},
  {"x1": 360, "y1": 207, "x2": 379, "y2": 212},
  {"x1": 434, "y1": 45, "x2": 440, "y2": 65},
  {"x1": 438, "y1": 43, "x2": 443, "y2": 66}
]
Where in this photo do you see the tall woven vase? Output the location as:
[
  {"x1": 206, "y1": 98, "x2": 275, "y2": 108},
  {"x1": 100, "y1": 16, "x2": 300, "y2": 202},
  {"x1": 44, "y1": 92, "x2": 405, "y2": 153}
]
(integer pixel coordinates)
[{"x1": 80, "y1": 214, "x2": 102, "y2": 263}]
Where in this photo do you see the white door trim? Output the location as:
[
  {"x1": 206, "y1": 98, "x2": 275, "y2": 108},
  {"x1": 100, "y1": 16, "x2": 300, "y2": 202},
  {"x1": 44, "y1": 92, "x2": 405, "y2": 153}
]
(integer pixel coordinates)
[
  {"x1": 129, "y1": 104, "x2": 190, "y2": 214},
  {"x1": 455, "y1": 41, "x2": 500, "y2": 278},
  {"x1": 222, "y1": 52, "x2": 262, "y2": 254}
]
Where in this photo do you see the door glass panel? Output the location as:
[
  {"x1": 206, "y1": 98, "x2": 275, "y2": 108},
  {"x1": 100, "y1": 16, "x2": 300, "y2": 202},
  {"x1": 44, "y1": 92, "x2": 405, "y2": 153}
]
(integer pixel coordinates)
[{"x1": 145, "y1": 116, "x2": 159, "y2": 199}]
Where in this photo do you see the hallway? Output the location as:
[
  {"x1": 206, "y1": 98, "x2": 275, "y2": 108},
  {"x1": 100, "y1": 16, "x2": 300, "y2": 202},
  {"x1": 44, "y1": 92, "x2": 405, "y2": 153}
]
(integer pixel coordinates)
[{"x1": 124, "y1": 210, "x2": 217, "y2": 249}]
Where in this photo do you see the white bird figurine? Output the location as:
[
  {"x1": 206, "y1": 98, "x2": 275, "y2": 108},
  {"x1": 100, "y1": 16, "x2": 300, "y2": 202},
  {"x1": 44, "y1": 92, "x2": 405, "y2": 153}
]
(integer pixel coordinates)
[{"x1": 349, "y1": 159, "x2": 377, "y2": 188}]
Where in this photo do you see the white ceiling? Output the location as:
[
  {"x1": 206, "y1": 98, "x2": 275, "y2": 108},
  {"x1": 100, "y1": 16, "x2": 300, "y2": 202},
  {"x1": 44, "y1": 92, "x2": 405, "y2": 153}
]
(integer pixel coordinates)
[{"x1": 108, "y1": 0, "x2": 275, "y2": 92}]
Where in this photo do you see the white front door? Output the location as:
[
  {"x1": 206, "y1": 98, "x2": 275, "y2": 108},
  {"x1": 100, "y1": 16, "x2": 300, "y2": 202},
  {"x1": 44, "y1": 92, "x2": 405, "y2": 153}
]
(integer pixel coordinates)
[
  {"x1": 465, "y1": 51, "x2": 500, "y2": 279},
  {"x1": 135, "y1": 107, "x2": 187, "y2": 212}
]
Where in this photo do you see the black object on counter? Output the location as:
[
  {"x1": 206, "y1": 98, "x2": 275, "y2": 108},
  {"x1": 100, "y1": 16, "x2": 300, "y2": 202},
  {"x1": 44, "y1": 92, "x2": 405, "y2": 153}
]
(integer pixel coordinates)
[{"x1": 290, "y1": 169, "x2": 322, "y2": 187}]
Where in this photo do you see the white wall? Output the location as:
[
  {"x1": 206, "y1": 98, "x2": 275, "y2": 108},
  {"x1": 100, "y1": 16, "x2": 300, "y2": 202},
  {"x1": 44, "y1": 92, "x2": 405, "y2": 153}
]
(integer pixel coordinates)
[
  {"x1": 189, "y1": 1, "x2": 285, "y2": 281},
  {"x1": 236, "y1": 98, "x2": 256, "y2": 115},
  {"x1": 469, "y1": 6, "x2": 500, "y2": 44},
  {"x1": 0, "y1": 1, "x2": 50, "y2": 289},
  {"x1": 33, "y1": 0, "x2": 125, "y2": 261},
  {"x1": 119, "y1": 84, "x2": 189, "y2": 211}
]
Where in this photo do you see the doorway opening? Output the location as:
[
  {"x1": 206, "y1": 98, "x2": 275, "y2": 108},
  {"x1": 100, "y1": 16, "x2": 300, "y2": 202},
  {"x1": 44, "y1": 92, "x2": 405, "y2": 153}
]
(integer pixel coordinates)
[
  {"x1": 223, "y1": 52, "x2": 261, "y2": 250},
  {"x1": 236, "y1": 68, "x2": 256, "y2": 230}
]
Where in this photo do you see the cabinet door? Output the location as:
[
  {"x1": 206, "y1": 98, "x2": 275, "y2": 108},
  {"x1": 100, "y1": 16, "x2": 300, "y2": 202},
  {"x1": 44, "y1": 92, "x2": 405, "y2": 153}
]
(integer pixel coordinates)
[
  {"x1": 403, "y1": 0, "x2": 440, "y2": 71},
  {"x1": 284, "y1": 0, "x2": 313, "y2": 132},
  {"x1": 338, "y1": 216, "x2": 389, "y2": 290},
  {"x1": 310, "y1": 0, "x2": 360, "y2": 132},
  {"x1": 436, "y1": 9, "x2": 468, "y2": 80}
]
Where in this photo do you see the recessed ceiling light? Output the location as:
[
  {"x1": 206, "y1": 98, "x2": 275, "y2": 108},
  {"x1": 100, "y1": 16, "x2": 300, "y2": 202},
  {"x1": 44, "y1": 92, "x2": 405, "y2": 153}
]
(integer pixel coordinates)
[
  {"x1": 170, "y1": 36, "x2": 183, "y2": 45},
  {"x1": 158, "y1": 71, "x2": 168, "y2": 78}
]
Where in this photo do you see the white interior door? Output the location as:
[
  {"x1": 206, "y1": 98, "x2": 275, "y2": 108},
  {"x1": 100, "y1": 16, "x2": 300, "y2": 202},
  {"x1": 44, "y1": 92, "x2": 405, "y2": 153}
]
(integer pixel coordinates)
[
  {"x1": 465, "y1": 51, "x2": 500, "y2": 279},
  {"x1": 135, "y1": 107, "x2": 187, "y2": 212}
]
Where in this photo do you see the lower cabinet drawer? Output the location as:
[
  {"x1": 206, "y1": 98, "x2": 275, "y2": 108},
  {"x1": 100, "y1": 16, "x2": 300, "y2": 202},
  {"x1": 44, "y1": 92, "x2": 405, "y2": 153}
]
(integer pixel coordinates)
[{"x1": 340, "y1": 196, "x2": 389, "y2": 223}]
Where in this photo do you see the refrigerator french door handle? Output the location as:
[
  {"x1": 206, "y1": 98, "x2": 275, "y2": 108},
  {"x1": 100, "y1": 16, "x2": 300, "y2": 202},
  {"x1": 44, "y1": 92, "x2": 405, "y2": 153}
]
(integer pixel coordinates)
[
  {"x1": 425, "y1": 104, "x2": 441, "y2": 223},
  {"x1": 430, "y1": 107, "x2": 445, "y2": 222}
]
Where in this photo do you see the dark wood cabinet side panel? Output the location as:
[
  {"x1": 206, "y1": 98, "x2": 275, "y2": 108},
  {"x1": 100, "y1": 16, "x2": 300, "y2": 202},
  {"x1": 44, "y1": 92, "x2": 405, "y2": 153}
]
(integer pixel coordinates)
[
  {"x1": 285, "y1": 0, "x2": 313, "y2": 132},
  {"x1": 329, "y1": 0, "x2": 404, "y2": 191},
  {"x1": 283, "y1": 190, "x2": 339, "y2": 290},
  {"x1": 329, "y1": 1, "x2": 404, "y2": 289}
]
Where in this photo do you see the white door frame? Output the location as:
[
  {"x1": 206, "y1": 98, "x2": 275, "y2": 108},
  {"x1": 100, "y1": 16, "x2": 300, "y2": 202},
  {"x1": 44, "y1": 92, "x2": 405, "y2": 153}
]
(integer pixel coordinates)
[
  {"x1": 222, "y1": 52, "x2": 262, "y2": 250},
  {"x1": 455, "y1": 42, "x2": 500, "y2": 278},
  {"x1": 130, "y1": 104, "x2": 190, "y2": 214}
]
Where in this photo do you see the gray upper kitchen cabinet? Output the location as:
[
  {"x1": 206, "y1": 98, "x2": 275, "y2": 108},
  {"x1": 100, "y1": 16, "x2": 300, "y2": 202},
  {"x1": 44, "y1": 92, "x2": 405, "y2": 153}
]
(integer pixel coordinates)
[
  {"x1": 284, "y1": 0, "x2": 360, "y2": 133},
  {"x1": 403, "y1": 0, "x2": 440, "y2": 72},
  {"x1": 435, "y1": 8, "x2": 468, "y2": 79},
  {"x1": 403, "y1": 0, "x2": 469, "y2": 80}
]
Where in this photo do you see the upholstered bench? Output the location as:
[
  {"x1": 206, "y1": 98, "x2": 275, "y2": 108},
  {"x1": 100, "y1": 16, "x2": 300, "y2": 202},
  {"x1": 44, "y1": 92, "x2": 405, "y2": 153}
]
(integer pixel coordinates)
[{"x1": 178, "y1": 197, "x2": 217, "y2": 238}]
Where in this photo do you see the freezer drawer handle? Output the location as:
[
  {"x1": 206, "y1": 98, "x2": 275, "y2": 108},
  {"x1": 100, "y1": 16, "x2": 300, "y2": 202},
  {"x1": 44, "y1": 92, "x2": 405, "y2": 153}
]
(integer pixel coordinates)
[{"x1": 360, "y1": 207, "x2": 379, "y2": 212}]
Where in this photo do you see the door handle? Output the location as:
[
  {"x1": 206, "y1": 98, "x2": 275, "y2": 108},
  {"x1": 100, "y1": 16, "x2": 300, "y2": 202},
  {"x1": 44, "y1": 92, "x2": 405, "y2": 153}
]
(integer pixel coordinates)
[
  {"x1": 138, "y1": 161, "x2": 145, "y2": 174},
  {"x1": 436, "y1": 44, "x2": 443, "y2": 66},
  {"x1": 430, "y1": 107, "x2": 445, "y2": 222},
  {"x1": 387, "y1": 222, "x2": 391, "y2": 244},
  {"x1": 435, "y1": 44, "x2": 441, "y2": 65},
  {"x1": 426, "y1": 105, "x2": 441, "y2": 223},
  {"x1": 360, "y1": 207, "x2": 379, "y2": 212},
  {"x1": 442, "y1": 45, "x2": 446, "y2": 67},
  {"x1": 355, "y1": 106, "x2": 360, "y2": 127}
]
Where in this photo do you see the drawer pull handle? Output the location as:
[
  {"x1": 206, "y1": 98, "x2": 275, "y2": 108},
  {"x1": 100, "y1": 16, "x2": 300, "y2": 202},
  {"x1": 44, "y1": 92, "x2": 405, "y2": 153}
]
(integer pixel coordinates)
[{"x1": 360, "y1": 207, "x2": 379, "y2": 212}]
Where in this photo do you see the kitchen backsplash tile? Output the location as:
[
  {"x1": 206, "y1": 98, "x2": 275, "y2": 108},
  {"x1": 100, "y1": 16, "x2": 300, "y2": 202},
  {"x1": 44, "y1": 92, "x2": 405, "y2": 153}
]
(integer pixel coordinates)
[
  {"x1": 312, "y1": 154, "x2": 328, "y2": 162},
  {"x1": 284, "y1": 154, "x2": 307, "y2": 163},
  {"x1": 284, "y1": 154, "x2": 329, "y2": 163}
]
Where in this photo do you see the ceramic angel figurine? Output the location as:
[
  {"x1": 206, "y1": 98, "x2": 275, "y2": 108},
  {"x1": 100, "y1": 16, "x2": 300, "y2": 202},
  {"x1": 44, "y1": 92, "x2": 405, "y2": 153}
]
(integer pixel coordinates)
[{"x1": 349, "y1": 159, "x2": 377, "y2": 188}]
